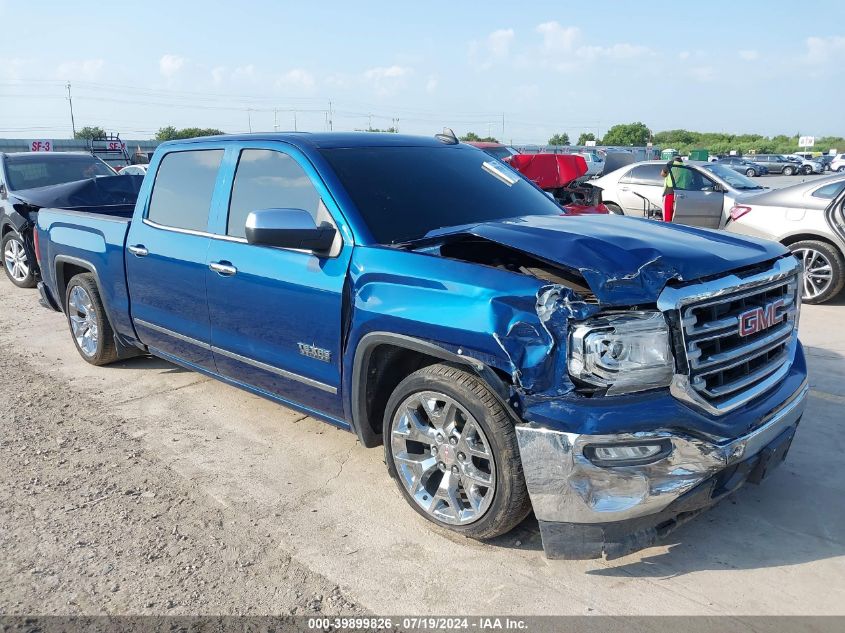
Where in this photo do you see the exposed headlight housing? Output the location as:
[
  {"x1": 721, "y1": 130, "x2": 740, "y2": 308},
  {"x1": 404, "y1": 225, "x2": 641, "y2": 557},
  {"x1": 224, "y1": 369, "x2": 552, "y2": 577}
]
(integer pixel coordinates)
[{"x1": 568, "y1": 312, "x2": 674, "y2": 395}]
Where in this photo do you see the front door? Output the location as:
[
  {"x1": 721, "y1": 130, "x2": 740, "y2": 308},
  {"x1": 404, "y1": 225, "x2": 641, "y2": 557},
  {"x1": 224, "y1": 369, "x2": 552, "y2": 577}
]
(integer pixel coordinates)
[
  {"x1": 670, "y1": 166, "x2": 725, "y2": 229},
  {"x1": 205, "y1": 146, "x2": 352, "y2": 419},
  {"x1": 125, "y1": 147, "x2": 225, "y2": 369}
]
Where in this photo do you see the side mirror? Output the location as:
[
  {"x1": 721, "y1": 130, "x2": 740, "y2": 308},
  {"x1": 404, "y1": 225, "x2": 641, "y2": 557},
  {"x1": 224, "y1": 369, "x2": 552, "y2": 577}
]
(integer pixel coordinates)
[
  {"x1": 245, "y1": 208, "x2": 337, "y2": 252},
  {"x1": 0, "y1": 183, "x2": 6, "y2": 199}
]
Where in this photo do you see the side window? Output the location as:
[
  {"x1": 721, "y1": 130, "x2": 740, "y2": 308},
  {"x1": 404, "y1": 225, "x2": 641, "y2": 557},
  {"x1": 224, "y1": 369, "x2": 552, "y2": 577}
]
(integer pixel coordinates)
[
  {"x1": 674, "y1": 167, "x2": 713, "y2": 191},
  {"x1": 147, "y1": 150, "x2": 223, "y2": 231},
  {"x1": 812, "y1": 181, "x2": 845, "y2": 199},
  {"x1": 227, "y1": 149, "x2": 321, "y2": 238},
  {"x1": 625, "y1": 164, "x2": 664, "y2": 185}
]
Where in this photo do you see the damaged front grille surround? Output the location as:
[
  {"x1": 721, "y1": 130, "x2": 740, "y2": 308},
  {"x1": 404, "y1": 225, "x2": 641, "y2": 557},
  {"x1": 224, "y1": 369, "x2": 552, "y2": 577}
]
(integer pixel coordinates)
[{"x1": 657, "y1": 256, "x2": 801, "y2": 416}]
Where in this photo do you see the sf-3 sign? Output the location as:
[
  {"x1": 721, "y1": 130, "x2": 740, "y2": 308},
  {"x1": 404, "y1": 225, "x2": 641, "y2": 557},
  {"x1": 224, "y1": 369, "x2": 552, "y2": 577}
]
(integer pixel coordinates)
[{"x1": 30, "y1": 140, "x2": 53, "y2": 152}]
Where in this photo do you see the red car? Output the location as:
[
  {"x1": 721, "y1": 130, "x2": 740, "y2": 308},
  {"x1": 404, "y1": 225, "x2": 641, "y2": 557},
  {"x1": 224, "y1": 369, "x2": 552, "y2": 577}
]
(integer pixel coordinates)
[{"x1": 466, "y1": 142, "x2": 607, "y2": 215}]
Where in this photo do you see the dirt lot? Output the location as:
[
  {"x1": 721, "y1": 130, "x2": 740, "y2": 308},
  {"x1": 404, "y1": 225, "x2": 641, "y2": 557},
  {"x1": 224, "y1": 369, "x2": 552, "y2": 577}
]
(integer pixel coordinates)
[{"x1": 0, "y1": 276, "x2": 844, "y2": 616}]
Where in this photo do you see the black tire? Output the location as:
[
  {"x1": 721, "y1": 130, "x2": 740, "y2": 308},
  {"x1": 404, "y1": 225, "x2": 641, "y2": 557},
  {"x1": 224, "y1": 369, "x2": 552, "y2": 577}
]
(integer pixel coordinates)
[
  {"x1": 788, "y1": 240, "x2": 845, "y2": 304},
  {"x1": 2, "y1": 231, "x2": 37, "y2": 289},
  {"x1": 745, "y1": 168, "x2": 756, "y2": 177},
  {"x1": 604, "y1": 202, "x2": 624, "y2": 215},
  {"x1": 65, "y1": 273, "x2": 120, "y2": 365},
  {"x1": 783, "y1": 166, "x2": 795, "y2": 176},
  {"x1": 838, "y1": 166, "x2": 845, "y2": 173},
  {"x1": 802, "y1": 165, "x2": 813, "y2": 175},
  {"x1": 384, "y1": 363, "x2": 531, "y2": 540}
]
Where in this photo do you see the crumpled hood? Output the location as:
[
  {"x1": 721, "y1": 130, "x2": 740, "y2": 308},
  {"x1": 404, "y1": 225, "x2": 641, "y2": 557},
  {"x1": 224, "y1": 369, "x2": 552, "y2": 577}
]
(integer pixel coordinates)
[
  {"x1": 10, "y1": 175, "x2": 144, "y2": 211},
  {"x1": 435, "y1": 214, "x2": 788, "y2": 305}
]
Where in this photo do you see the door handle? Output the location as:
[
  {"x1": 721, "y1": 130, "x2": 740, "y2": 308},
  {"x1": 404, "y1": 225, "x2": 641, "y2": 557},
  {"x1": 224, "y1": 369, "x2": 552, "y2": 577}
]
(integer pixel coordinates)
[
  {"x1": 676, "y1": 193, "x2": 686, "y2": 199},
  {"x1": 620, "y1": 187, "x2": 630, "y2": 191},
  {"x1": 209, "y1": 261, "x2": 237, "y2": 276},
  {"x1": 128, "y1": 244, "x2": 148, "y2": 257}
]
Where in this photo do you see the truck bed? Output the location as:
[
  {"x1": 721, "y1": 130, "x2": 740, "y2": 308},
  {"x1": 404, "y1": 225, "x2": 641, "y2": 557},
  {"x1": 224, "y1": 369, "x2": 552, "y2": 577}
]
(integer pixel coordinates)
[{"x1": 36, "y1": 207, "x2": 134, "y2": 340}]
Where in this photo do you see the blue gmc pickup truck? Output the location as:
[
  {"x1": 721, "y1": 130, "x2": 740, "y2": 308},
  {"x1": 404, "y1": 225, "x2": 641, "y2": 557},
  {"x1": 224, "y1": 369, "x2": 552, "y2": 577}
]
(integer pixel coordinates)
[{"x1": 35, "y1": 132, "x2": 808, "y2": 559}]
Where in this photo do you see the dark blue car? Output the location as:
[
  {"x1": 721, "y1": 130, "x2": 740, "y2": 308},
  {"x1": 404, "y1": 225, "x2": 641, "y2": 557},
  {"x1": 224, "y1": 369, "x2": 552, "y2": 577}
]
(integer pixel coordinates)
[{"x1": 34, "y1": 133, "x2": 808, "y2": 559}]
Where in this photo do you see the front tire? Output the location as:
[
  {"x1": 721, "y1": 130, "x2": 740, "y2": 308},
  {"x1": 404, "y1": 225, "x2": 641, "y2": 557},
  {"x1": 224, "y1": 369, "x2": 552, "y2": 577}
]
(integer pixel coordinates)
[
  {"x1": 783, "y1": 166, "x2": 795, "y2": 176},
  {"x1": 788, "y1": 240, "x2": 845, "y2": 304},
  {"x1": 838, "y1": 166, "x2": 845, "y2": 173},
  {"x1": 802, "y1": 165, "x2": 813, "y2": 175},
  {"x1": 65, "y1": 273, "x2": 120, "y2": 365},
  {"x1": 2, "y1": 231, "x2": 36, "y2": 289},
  {"x1": 745, "y1": 168, "x2": 756, "y2": 177},
  {"x1": 384, "y1": 363, "x2": 531, "y2": 540},
  {"x1": 604, "y1": 202, "x2": 624, "y2": 215}
]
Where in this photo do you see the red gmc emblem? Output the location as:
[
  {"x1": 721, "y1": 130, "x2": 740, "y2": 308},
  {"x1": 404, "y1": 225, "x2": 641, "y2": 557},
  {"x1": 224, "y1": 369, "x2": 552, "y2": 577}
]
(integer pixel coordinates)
[{"x1": 738, "y1": 299, "x2": 785, "y2": 337}]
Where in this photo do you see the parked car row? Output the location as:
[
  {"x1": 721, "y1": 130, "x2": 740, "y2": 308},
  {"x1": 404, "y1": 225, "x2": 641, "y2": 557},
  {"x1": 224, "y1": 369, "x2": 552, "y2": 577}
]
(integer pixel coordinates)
[
  {"x1": 1, "y1": 132, "x2": 816, "y2": 561},
  {"x1": 591, "y1": 159, "x2": 845, "y2": 303}
]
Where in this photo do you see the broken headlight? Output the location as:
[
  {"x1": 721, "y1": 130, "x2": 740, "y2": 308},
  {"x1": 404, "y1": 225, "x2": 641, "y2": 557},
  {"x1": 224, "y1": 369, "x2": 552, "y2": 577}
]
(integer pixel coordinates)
[{"x1": 567, "y1": 312, "x2": 674, "y2": 395}]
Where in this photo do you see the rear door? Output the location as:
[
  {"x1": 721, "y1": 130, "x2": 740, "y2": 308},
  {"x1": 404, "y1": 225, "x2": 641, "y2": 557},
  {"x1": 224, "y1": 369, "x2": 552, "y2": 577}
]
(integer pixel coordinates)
[
  {"x1": 204, "y1": 144, "x2": 352, "y2": 420},
  {"x1": 671, "y1": 166, "x2": 724, "y2": 228},
  {"x1": 125, "y1": 146, "x2": 225, "y2": 370},
  {"x1": 617, "y1": 164, "x2": 664, "y2": 216}
]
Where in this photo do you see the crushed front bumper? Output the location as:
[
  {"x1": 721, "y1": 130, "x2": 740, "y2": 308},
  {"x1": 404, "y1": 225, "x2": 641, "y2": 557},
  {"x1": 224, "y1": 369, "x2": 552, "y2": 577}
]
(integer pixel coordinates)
[{"x1": 515, "y1": 380, "x2": 808, "y2": 559}]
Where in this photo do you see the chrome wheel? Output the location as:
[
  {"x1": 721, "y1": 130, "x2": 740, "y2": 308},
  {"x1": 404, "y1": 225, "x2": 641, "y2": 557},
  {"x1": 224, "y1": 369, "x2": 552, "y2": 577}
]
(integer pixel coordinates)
[
  {"x1": 390, "y1": 391, "x2": 496, "y2": 526},
  {"x1": 68, "y1": 285, "x2": 99, "y2": 357},
  {"x1": 794, "y1": 247, "x2": 833, "y2": 300},
  {"x1": 3, "y1": 236, "x2": 29, "y2": 282}
]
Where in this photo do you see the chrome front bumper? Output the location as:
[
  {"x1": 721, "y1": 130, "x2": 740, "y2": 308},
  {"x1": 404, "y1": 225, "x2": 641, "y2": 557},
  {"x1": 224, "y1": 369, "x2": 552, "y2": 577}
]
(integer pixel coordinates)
[{"x1": 515, "y1": 380, "x2": 808, "y2": 528}]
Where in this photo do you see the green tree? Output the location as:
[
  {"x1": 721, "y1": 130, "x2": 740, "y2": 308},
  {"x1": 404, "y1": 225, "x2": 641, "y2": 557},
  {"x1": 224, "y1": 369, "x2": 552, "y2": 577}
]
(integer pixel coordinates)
[
  {"x1": 460, "y1": 131, "x2": 499, "y2": 143},
  {"x1": 73, "y1": 126, "x2": 106, "y2": 140},
  {"x1": 547, "y1": 132, "x2": 570, "y2": 146},
  {"x1": 154, "y1": 126, "x2": 224, "y2": 141},
  {"x1": 601, "y1": 122, "x2": 652, "y2": 146},
  {"x1": 576, "y1": 132, "x2": 596, "y2": 146}
]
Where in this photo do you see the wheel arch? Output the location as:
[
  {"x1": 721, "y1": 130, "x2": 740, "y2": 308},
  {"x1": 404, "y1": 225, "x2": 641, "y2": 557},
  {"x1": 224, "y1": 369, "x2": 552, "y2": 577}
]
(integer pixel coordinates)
[
  {"x1": 350, "y1": 332, "x2": 515, "y2": 448},
  {"x1": 780, "y1": 232, "x2": 845, "y2": 259}
]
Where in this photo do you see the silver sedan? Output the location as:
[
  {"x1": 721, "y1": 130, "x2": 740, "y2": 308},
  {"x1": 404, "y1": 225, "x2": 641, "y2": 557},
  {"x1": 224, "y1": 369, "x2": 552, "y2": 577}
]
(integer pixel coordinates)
[{"x1": 725, "y1": 174, "x2": 845, "y2": 303}]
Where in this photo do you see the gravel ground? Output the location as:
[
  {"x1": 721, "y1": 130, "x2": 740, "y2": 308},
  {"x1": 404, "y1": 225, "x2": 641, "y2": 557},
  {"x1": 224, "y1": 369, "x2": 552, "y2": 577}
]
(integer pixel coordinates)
[{"x1": 0, "y1": 355, "x2": 363, "y2": 616}]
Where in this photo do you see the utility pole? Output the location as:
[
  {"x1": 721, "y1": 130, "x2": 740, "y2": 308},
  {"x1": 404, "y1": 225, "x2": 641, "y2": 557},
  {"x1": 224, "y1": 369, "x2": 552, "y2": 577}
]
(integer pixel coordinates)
[
  {"x1": 66, "y1": 82, "x2": 76, "y2": 137},
  {"x1": 368, "y1": 113, "x2": 372, "y2": 131},
  {"x1": 273, "y1": 109, "x2": 278, "y2": 132},
  {"x1": 328, "y1": 100, "x2": 333, "y2": 131},
  {"x1": 247, "y1": 109, "x2": 252, "y2": 133}
]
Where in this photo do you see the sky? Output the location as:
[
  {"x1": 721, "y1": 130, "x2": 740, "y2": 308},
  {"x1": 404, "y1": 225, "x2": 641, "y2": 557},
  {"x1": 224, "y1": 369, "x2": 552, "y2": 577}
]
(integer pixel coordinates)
[{"x1": 1, "y1": 1, "x2": 843, "y2": 144}]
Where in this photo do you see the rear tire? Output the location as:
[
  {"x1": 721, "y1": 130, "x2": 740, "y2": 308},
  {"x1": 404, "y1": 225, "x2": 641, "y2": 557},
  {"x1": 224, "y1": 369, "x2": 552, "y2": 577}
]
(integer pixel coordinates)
[
  {"x1": 745, "y1": 168, "x2": 756, "y2": 177},
  {"x1": 65, "y1": 273, "x2": 120, "y2": 365},
  {"x1": 788, "y1": 240, "x2": 845, "y2": 304},
  {"x1": 2, "y1": 231, "x2": 36, "y2": 289},
  {"x1": 384, "y1": 363, "x2": 531, "y2": 540},
  {"x1": 604, "y1": 202, "x2": 624, "y2": 215}
]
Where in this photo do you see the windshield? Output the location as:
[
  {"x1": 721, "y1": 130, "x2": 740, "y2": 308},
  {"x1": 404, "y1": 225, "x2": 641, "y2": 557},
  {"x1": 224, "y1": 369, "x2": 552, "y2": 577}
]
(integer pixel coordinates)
[
  {"x1": 5, "y1": 154, "x2": 115, "y2": 191},
  {"x1": 320, "y1": 145, "x2": 563, "y2": 244},
  {"x1": 701, "y1": 163, "x2": 764, "y2": 190}
]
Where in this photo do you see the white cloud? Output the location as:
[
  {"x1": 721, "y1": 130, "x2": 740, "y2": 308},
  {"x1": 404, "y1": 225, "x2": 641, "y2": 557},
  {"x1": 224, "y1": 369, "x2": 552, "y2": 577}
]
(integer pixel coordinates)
[
  {"x1": 739, "y1": 49, "x2": 760, "y2": 61},
  {"x1": 211, "y1": 66, "x2": 226, "y2": 85},
  {"x1": 689, "y1": 65, "x2": 716, "y2": 82},
  {"x1": 536, "y1": 21, "x2": 580, "y2": 52},
  {"x1": 487, "y1": 28, "x2": 515, "y2": 58},
  {"x1": 679, "y1": 51, "x2": 691, "y2": 60},
  {"x1": 425, "y1": 76, "x2": 438, "y2": 93},
  {"x1": 364, "y1": 65, "x2": 410, "y2": 80},
  {"x1": 804, "y1": 35, "x2": 845, "y2": 65},
  {"x1": 233, "y1": 64, "x2": 256, "y2": 80},
  {"x1": 363, "y1": 65, "x2": 412, "y2": 96},
  {"x1": 55, "y1": 58, "x2": 105, "y2": 81},
  {"x1": 577, "y1": 43, "x2": 651, "y2": 61},
  {"x1": 278, "y1": 68, "x2": 315, "y2": 90},
  {"x1": 159, "y1": 54, "x2": 185, "y2": 79}
]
